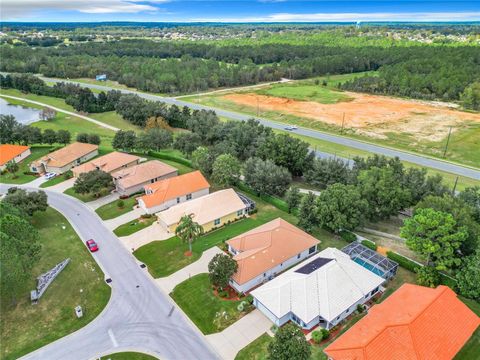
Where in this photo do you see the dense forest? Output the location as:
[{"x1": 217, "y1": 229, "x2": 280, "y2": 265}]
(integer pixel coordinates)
[{"x1": 1, "y1": 26, "x2": 479, "y2": 100}]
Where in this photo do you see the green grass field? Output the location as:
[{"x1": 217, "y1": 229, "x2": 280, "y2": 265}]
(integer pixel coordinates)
[
  {"x1": 113, "y1": 216, "x2": 157, "y2": 237},
  {"x1": 171, "y1": 273, "x2": 250, "y2": 334},
  {"x1": 256, "y1": 84, "x2": 352, "y2": 104},
  {"x1": 96, "y1": 196, "x2": 138, "y2": 220},
  {"x1": 63, "y1": 187, "x2": 98, "y2": 202},
  {"x1": 40, "y1": 173, "x2": 72, "y2": 188},
  {"x1": 0, "y1": 208, "x2": 111, "y2": 360},
  {"x1": 0, "y1": 147, "x2": 53, "y2": 185},
  {"x1": 100, "y1": 352, "x2": 158, "y2": 360}
]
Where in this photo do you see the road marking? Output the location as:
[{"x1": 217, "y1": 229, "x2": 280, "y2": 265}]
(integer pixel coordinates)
[{"x1": 108, "y1": 328, "x2": 119, "y2": 347}]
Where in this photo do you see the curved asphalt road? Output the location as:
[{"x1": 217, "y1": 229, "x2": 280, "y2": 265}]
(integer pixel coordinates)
[
  {"x1": 38, "y1": 76, "x2": 480, "y2": 180},
  {"x1": 0, "y1": 184, "x2": 218, "y2": 360}
]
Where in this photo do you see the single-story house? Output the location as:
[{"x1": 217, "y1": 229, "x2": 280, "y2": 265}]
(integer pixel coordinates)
[
  {"x1": 112, "y1": 160, "x2": 177, "y2": 196},
  {"x1": 30, "y1": 142, "x2": 98, "y2": 174},
  {"x1": 226, "y1": 218, "x2": 320, "y2": 293},
  {"x1": 251, "y1": 248, "x2": 385, "y2": 330},
  {"x1": 72, "y1": 151, "x2": 141, "y2": 177},
  {"x1": 138, "y1": 170, "x2": 210, "y2": 214},
  {"x1": 0, "y1": 144, "x2": 31, "y2": 170},
  {"x1": 324, "y1": 283, "x2": 480, "y2": 360},
  {"x1": 157, "y1": 188, "x2": 246, "y2": 233}
]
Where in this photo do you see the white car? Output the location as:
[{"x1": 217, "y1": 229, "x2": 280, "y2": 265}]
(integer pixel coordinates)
[
  {"x1": 44, "y1": 172, "x2": 57, "y2": 180},
  {"x1": 284, "y1": 125, "x2": 298, "y2": 131}
]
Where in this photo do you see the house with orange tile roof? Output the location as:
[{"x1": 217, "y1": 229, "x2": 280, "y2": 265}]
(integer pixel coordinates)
[
  {"x1": 324, "y1": 283, "x2": 480, "y2": 360},
  {"x1": 138, "y1": 170, "x2": 210, "y2": 214},
  {"x1": 0, "y1": 144, "x2": 31, "y2": 170},
  {"x1": 30, "y1": 142, "x2": 98, "y2": 174},
  {"x1": 112, "y1": 160, "x2": 177, "y2": 196},
  {"x1": 157, "y1": 188, "x2": 246, "y2": 233},
  {"x1": 72, "y1": 151, "x2": 141, "y2": 177},
  {"x1": 226, "y1": 218, "x2": 320, "y2": 293}
]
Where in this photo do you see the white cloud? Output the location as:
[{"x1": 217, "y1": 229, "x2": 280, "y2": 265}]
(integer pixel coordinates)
[
  {"x1": 1, "y1": 0, "x2": 168, "y2": 18},
  {"x1": 192, "y1": 11, "x2": 480, "y2": 23}
]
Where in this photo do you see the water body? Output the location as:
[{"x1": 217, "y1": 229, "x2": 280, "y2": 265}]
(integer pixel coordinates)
[{"x1": 0, "y1": 97, "x2": 42, "y2": 125}]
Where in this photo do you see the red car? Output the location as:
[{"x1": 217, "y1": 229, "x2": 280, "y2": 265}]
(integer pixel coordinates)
[{"x1": 86, "y1": 239, "x2": 99, "y2": 252}]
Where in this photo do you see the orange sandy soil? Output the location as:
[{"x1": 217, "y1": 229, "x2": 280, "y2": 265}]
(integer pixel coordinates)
[{"x1": 223, "y1": 92, "x2": 480, "y2": 141}]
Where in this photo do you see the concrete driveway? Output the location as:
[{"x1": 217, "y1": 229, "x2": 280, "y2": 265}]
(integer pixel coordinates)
[
  {"x1": 206, "y1": 310, "x2": 272, "y2": 360},
  {"x1": 87, "y1": 193, "x2": 119, "y2": 210},
  {"x1": 156, "y1": 247, "x2": 224, "y2": 293},
  {"x1": 119, "y1": 221, "x2": 172, "y2": 252},
  {"x1": 47, "y1": 178, "x2": 76, "y2": 193},
  {"x1": 103, "y1": 207, "x2": 144, "y2": 231}
]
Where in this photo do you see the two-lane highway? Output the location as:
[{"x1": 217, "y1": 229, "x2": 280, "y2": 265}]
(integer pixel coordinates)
[
  {"x1": 38, "y1": 76, "x2": 480, "y2": 180},
  {"x1": 0, "y1": 184, "x2": 218, "y2": 360}
]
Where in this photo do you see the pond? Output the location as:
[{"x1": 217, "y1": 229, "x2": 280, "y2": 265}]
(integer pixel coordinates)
[{"x1": 0, "y1": 97, "x2": 43, "y2": 125}]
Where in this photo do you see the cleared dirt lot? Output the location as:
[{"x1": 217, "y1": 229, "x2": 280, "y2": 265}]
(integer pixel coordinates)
[{"x1": 223, "y1": 92, "x2": 480, "y2": 142}]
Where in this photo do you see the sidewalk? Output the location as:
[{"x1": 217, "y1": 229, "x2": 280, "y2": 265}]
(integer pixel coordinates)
[
  {"x1": 103, "y1": 207, "x2": 144, "y2": 230},
  {"x1": 206, "y1": 310, "x2": 272, "y2": 360},
  {"x1": 118, "y1": 221, "x2": 172, "y2": 252},
  {"x1": 155, "y1": 247, "x2": 223, "y2": 293}
]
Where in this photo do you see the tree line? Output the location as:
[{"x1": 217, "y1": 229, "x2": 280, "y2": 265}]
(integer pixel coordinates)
[{"x1": 2, "y1": 36, "x2": 478, "y2": 99}]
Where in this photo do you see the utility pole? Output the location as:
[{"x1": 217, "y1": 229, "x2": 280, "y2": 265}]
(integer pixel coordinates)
[
  {"x1": 452, "y1": 176, "x2": 459, "y2": 195},
  {"x1": 443, "y1": 126, "x2": 453, "y2": 158}
]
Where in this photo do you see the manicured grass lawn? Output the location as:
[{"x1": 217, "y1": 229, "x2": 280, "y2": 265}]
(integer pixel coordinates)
[
  {"x1": 100, "y1": 352, "x2": 158, "y2": 360},
  {"x1": 90, "y1": 111, "x2": 140, "y2": 132},
  {"x1": 63, "y1": 187, "x2": 99, "y2": 202},
  {"x1": 455, "y1": 297, "x2": 480, "y2": 360},
  {"x1": 0, "y1": 208, "x2": 111, "y2": 360},
  {"x1": 235, "y1": 333, "x2": 271, "y2": 360},
  {"x1": 256, "y1": 83, "x2": 352, "y2": 104},
  {"x1": 0, "y1": 147, "x2": 53, "y2": 184},
  {"x1": 113, "y1": 216, "x2": 157, "y2": 237},
  {"x1": 95, "y1": 196, "x2": 137, "y2": 220},
  {"x1": 171, "y1": 273, "x2": 250, "y2": 334},
  {"x1": 40, "y1": 173, "x2": 72, "y2": 188},
  {"x1": 134, "y1": 192, "x2": 345, "y2": 278}
]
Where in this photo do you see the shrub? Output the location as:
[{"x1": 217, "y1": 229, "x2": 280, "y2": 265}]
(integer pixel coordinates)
[
  {"x1": 357, "y1": 304, "x2": 365, "y2": 313},
  {"x1": 270, "y1": 325, "x2": 278, "y2": 334},
  {"x1": 386, "y1": 251, "x2": 421, "y2": 272},
  {"x1": 140, "y1": 213, "x2": 153, "y2": 219},
  {"x1": 339, "y1": 230, "x2": 357, "y2": 243},
  {"x1": 218, "y1": 290, "x2": 229, "y2": 298},
  {"x1": 117, "y1": 199, "x2": 125, "y2": 208},
  {"x1": 148, "y1": 150, "x2": 192, "y2": 167},
  {"x1": 311, "y1": 330, "x2": 322, "y2": 344},
  {"x1": 246, "y1": 294, "x2": 254, "y2": 304},
  {"x1": 321, "y1": 328, "x2": 330, "y2": 340},
  {"x1": 64, "y1": 170, "x2": 73, "y2": 179},
  {"x1": 361, "y1": 239, "x2": 377, "y2": 251}
]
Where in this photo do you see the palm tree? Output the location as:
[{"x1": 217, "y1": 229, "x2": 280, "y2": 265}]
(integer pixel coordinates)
[{"x1": 175, "y1": 214, "x2": 204, "y2": 254}]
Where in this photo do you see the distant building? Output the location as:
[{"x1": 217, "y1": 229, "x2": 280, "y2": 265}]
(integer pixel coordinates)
[
  {"x1": 30, "y1": 142, "x2": 98, "y2": 174},
  {"x1": 0, "y1": 144, "x2": 31, "y2": 170},
  {"x1": 72, "y1": 151, "x2": 141, "y2": 177},
  {"x1": 96, "y1": 74, "x2": 107, "y2": 81}
]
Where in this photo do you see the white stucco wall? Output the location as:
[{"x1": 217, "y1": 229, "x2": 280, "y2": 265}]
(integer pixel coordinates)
[
  {"x1": 139, "y1": 187, "x2": 209, "y2": 214},
  {"x1": 46, "y1": 149, "x2": 99, "y2": 174},
  {"x1": 0, "y1": 148, "x2": 31, "y2": 171},
  {"x1": 116, "y1": 171, "x2": 177, "y2": 196}
]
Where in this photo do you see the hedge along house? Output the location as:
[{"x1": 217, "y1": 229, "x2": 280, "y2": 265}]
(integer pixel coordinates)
[
  {"x1": 226, "y1": 218, "x2": 320, "y2": 294},
  {"x1": 72, "y1": 151, "x2": 141, "y2": 177},
  {"x1": 251, "y1": 248, "x2": 385, "y2": 330},
  {"x1": 324, "y1": 284, "x2": 480, "y2": 360},
  {"x1": 0, "y1": 144, "x2": 31, "y2": 171},
  {"x1": 138, "y1": 170, "x2": 210, "y2": 214},
  {"x1": 112, "y1": 160, "x2": 177, "y2": 196},
  {"x1": 30, "y1": 142, "x2": 98, "y2": 174},
  {"x1": 157, "y1": 188, "x2": 246, "y2": 233}
]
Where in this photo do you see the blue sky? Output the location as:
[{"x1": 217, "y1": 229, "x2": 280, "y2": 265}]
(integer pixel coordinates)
[{"x1": 2, "y1": 1, "x2": 480, "y2": 23}]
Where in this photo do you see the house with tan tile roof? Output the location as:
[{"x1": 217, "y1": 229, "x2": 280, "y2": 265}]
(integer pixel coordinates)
[
  {"x1": 112, "y1": 160, "x2": 177, "y2": 196},
  {"x1": 72, "y1": 151, "x2": 141, "y2": 177},
  {"x1": 324, "y1": 283, "x2": 480, "y2": 360},
  {"x1": 0, "y1": 144, "x2": 31, "y2": 170},
  {"x1": 157, "y1": 188, "x2": 246, "y2": 233},
  {"x1": 138, "y1": 170, "x2": 210, "y2": 214},
  {"x1": 30, "y1": 142, "x2": 98, "y2": 174},
  {"x1": 226, "y1": 218, "x2": 320, "y2": 293}
]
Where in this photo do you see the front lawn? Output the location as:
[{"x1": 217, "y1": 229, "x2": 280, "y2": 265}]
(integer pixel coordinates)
[
  {"x1": 113, "y1": 216, "x2": 157, "y2": 237},
  {"x1": 235, "y1": 333, "x2": 271, "y2": 360},
  {"x1": 100, "y1": 352, "x2": 158, "y2": 360},
  {"x1": 0, "y1": 208, "x2": 111, "y2": 360},
  {"x1": 134, "y1": 192, "x2": 345, "y2": 278},
  {"x1": 454, "y1": 297, "x2": 480, "y2": 360},
  {"x1": 0, "y1": 147, "x2": 53, "y2": 184},
  {"x1": 63, "y1": 187, "x2": 99, "y2": 202},
  {"x1": 171, "y1": 273, "x2": 252, "y2": 334},
  {"x1": 40, "y1": 173, "x2": 72, "y2": 188},
  {"x1": 96, "y1": 196, "x2": 137, "y2": 220}
]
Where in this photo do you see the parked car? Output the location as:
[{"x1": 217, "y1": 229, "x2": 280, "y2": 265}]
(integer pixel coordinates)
[
  {"x1": 86, "y1": 239, "x2": 99, "y2": 252},
  {"x1": 44, "y1": 172, "x2": 57, "y2": 180},
  {"x1": 284, "y1": 125, "x2": 298, "y2": 131}
]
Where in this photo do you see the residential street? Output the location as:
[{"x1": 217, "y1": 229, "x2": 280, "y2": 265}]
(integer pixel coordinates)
[
  {"x1": 36, "y1": 75, "x2": 480, "y2": 180},
  {"x1": 0, "y1": 184, "x2": 219, "y2": 360}
]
